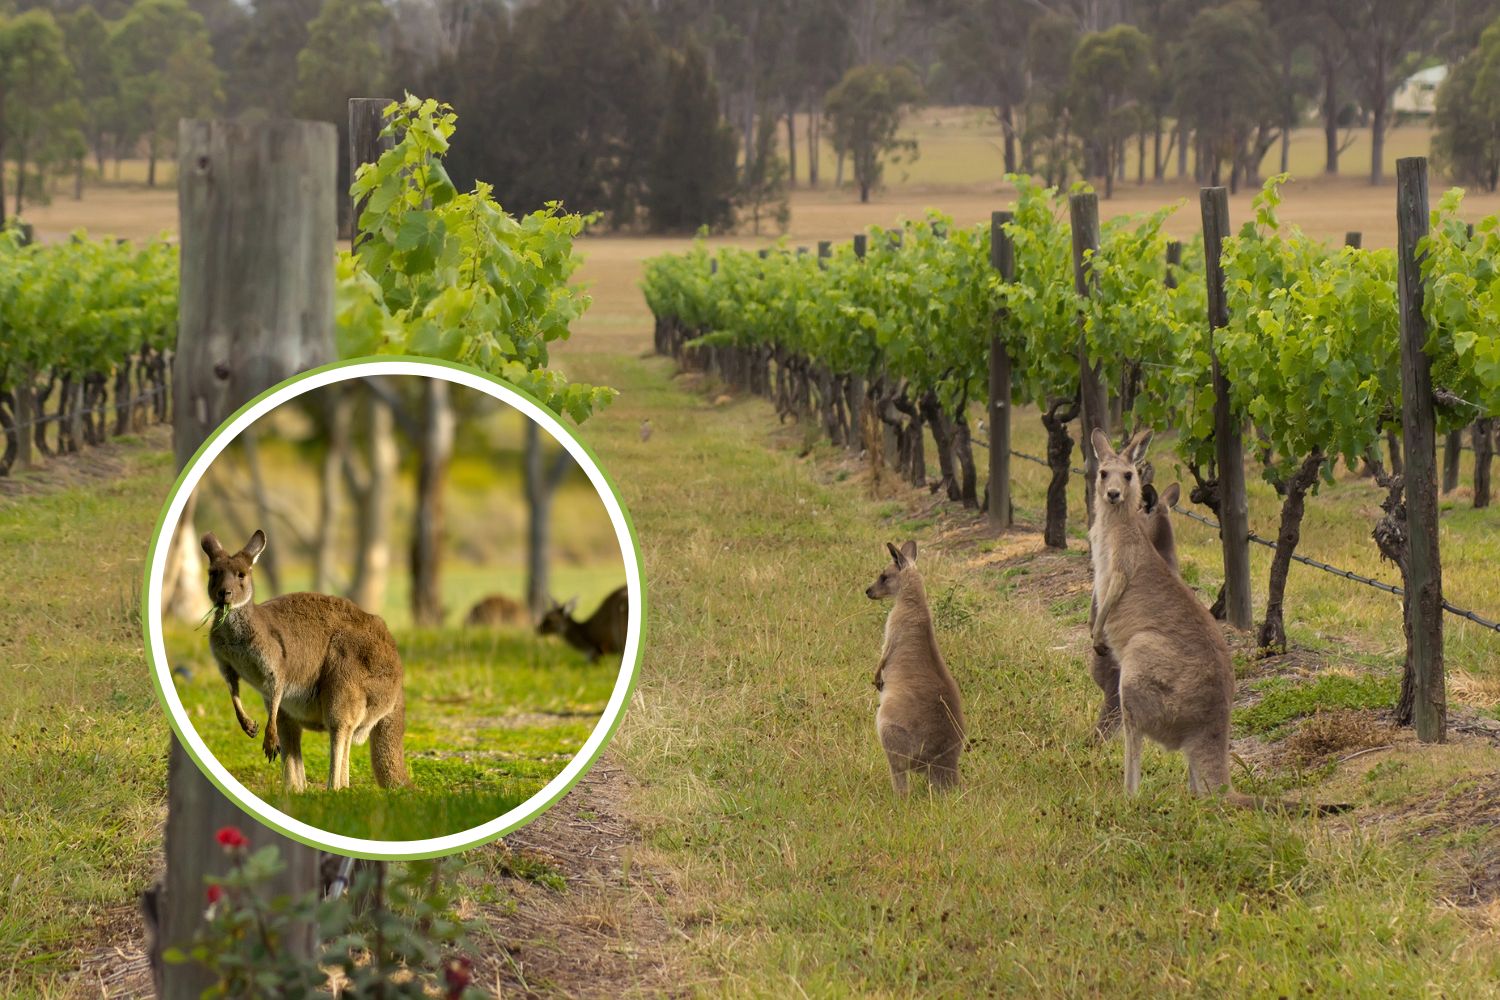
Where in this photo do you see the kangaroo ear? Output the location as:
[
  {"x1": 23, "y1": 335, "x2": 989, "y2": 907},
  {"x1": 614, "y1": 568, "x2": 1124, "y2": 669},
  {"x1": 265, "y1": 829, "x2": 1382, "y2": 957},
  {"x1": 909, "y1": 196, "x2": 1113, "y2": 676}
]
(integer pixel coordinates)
[
  {"x1": 886, "y1": 541, "x2": 902, "y2": 565},
  {"x1": 1128, "y1": 430, "x2": 1154, "y2": 463},
  {"x1": 201, "y1": 532, "x2": 225, "y2": 559},
  {"x1": 563, "y1": 596, "x2": 579, "y2": 615},
  {"x1": 899, "y1": 540, "x2": 918, "y2": 565},
  {"x1": 242, "y1": 530, "x2": 266, "y2": 565},
  {"x1": 1090, "y1": 428, "x2": 1115, "y2": 461},
  {"x1": 1160, "y1": 482, "x2": 1181, "y2": 508}
]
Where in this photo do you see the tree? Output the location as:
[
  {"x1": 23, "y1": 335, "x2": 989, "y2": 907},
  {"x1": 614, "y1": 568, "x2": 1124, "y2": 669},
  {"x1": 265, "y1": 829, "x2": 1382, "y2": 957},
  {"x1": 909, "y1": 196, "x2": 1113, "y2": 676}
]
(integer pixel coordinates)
[
  {"x1": 1434, "y1": 18, "x2": 1500, "y2": 190},
  {"x1": 0, "y1": 10, "x2": 76, "y2": 221},
  {"x1": 524, "y1": 418, "x2": 574, "y2": 617},
  {"x1": 934, "y1": 0, "x2": 1033, "y2": 175},
  {"x1": 1331, "y1": 0, "x2": 1439, "y2": 184},
  {"x1": 1023, "y1": 11, "x2": 1080, "y2": 185},
  {"x1": 824, "y1": 63, "x2": 923, "y2": 202},
  {"x1": 646, "y1": 42, "x2": 738, "y2": 232},
  {"x1": 1172, "y1": 1, "x2": 1277, "y2": 190},
  {"x1": 231, "y1": 0, "x2": 320, "y2": 116},
  {"x1": 114, "y1": 0, "x2": 221, "y2": 187},
  {"x1": 294, "y1": 0, "x2": 391, "y2": 233},
  {"x1": 1069, "y1": 24, "x2": 1153, "y2": 199},
  {"x1": 736, "y1": 113, "x2": 790, "y2": 234},
  {"x1": 61, "y1": 6, "x2": 117, "y2": 190}
]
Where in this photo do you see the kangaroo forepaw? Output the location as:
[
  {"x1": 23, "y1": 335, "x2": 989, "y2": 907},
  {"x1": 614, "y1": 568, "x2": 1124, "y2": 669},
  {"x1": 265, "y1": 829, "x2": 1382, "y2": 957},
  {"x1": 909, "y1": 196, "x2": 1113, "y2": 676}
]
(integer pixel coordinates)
[{"x1": 240, "y1": 717, "x2": 258, "y2": 739}]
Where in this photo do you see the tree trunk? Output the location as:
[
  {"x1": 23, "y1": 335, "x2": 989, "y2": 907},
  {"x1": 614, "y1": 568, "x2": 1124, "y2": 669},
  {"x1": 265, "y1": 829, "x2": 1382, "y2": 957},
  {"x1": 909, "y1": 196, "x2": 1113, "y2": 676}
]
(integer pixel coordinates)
[
  {"x1": 1442, "y1": 428, "x2": 1462, "y2": 493},
  {"x1": 348, "y1": 384, "x2": 396, "y2": 613},
  {"x1": 1322, "y1": 49, "x2": 1339, "y2": 175},
  {"x1": 1136, "y1": 128, "x2": 1145, "y2": 185},
  {"x1": 1001, "y1": 103, "x2": 1018, "y2": 174},
  {"x1": 807, "y1": 109, "x2": 820, "y2": 188},
  {"x1": 1040, "y1": 397, "x2": 1080, "y2": 549},
  {"x1": 1258, "y1": 451, "x2": 1323, "y2": 655},
  {"x1": 1177, "y1": 122, "x2": 1188, "y2": 179},
  {"x1": 14, "y1": 143, "x2": 28, "y2": 217},
  {"x1": 1474, "y1": 418, "x2": 1494, "y2": 508},
  {"x1": 147, "y1": 132, "x2": 158, "y2": 188},
  {"x1": 1387, "y1": 428, "x2": 1403, "y2": 476},
  {"x1": 525, "y1": 418, "x2": 572, "y2": 618},
  {"x1": 313, "y1": 387, "x2": 353, "y2": 593},
  {"x1": 409, "y1": 378, "x2": 454, "y2": 627},
  {"x1": 952, "y1": 403, "x2": 977, "y2": 508},
  {"x1": 1370, "y1": 99, "x2": 1386, "y2": 185},
  {"x1": 859, "y1": 178, "x2": 869, "y2": 203},
  {"x1": 784, "y1": 107, "x2": 797, "y2": 188},
  {"x1": 919, "y1": 389, "x2": 959, "y2": 502}
]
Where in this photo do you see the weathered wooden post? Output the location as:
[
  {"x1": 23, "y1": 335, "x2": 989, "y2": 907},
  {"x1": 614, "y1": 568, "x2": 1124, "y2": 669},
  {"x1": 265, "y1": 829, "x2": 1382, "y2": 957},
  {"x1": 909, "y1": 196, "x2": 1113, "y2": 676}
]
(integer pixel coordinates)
[
  {"x1": 1395, "y1": 156, "x2": 1445, "y2": 742},
  {"x1": 988, "y1": 210, "x2": 1014, "y2": 530},
  {"x1": 349, "y1": 97, "x2": 394, "y2": 251},
  {"x1": 1344, "y1": 231, "x2": 1362, "y2": 249},
  {"x1": 157, "y1": 117, "x2": 335, "y2": 997},
  {"x1": 1069, "y1": 192, "x2": 1108, "y2": 522},
  {"x1": 1200, "y1": 186, "x2": 1253, "y2": 630}
]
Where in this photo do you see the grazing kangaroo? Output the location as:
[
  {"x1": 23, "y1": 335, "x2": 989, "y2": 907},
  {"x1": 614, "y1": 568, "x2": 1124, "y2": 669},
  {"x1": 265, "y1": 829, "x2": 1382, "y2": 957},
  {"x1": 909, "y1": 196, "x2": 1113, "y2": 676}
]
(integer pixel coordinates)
[
  {"x1": 1090, "y1": 441, "x2": 1182, "y2": 741},
  {"x1": 1087, "y1": 432, "x2": 1343, "y2": 813},
  {"x1": 464, "y1": 593, "x2": 530, "y2": 628},
  {"x1": 865, "y1": 541, "x2": 965, "y2": 795},
  {"x1": 537, "y1": 586, "x2": 629, "y2": 662},
  {"x1": 201, "y1": 530, "x2": 408, "y2": 791}
]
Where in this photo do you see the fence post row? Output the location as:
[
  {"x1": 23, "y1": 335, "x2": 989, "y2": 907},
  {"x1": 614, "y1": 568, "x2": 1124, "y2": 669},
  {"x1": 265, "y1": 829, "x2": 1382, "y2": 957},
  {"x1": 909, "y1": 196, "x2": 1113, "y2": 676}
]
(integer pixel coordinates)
[
  {"x1": 157, "y1": 117, "x2": 337, "y2": 997},
  {"x1": 1394, "y1": 156, "x2": 1446, "y2": 743},
  {"x1": 989, "y1": 210, "x2": 1014, "y2": 529},
  {"x1": 1068, "y1": 192, "x2": 1108, "y2": 523}
]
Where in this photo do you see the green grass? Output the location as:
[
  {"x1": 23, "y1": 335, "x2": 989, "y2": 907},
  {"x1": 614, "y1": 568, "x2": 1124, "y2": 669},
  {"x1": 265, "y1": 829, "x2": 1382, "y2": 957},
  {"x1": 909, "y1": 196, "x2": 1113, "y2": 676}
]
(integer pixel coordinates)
[
  {"x1": 1235, "y1": 674, "x2": 1399, "y2": 739},
  {"x1": 0, "y1": 444, "x2": 176, "y2": 990},
  {"x1": 564, "y1": 348, "x2": 1500, "y2": 996},
  {"x1": 165, "y1": 625, "x2": 618, "y2": 841}
]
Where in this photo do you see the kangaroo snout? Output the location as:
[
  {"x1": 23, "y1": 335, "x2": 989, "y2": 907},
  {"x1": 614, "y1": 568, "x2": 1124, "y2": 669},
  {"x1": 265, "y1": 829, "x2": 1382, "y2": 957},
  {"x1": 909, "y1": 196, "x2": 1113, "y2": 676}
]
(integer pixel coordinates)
[
  {"x1": 865, "y1": 585, "x2": 878, "y2": 599},
  {"x1": 1105, "y1": 488, "x2": 1122, "y2": 503}
]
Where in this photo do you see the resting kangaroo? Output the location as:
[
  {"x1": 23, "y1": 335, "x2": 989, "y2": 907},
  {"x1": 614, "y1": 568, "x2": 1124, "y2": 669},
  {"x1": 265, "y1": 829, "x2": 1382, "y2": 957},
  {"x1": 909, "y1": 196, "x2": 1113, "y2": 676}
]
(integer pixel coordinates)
[
  {"x1": 202, "y1": 530, "x2": 408, "y2": 791},
  {"x1": 464, "y1": 593, "x2": 531, "y2": 628},
  {"x1": 1090, "y1": 431, "x2": 1182, "y2": 741},
  {"x1": 866, "y1": 541, "x2": 965, "y2": 795},
  {"x1": 537, "y1": 586, "x2": 629, "y2": 662},
  {"x1": 1089, "y1": 431, "x2": 1347, "y2": 812}
]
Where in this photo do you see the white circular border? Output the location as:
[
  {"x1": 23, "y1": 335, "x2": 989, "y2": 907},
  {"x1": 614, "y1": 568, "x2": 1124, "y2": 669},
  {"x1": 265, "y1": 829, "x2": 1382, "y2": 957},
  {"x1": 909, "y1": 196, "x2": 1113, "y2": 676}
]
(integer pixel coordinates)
[{"x1": 145, "y1": 359, "x2": 643, "y2": 858}]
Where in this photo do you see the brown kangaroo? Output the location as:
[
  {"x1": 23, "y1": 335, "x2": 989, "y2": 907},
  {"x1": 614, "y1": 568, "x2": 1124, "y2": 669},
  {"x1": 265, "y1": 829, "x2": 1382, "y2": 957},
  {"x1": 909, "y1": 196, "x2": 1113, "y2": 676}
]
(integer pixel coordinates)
[
  {"x1": 464, "y1": 593, "x2": 530, "y2": 628},
  {"x1": 1090, "y1": 431, "x2": 1182, "y2": 741},
  {"x1": 865, "y1": 541, "x2": 965, "y2": 795},
  {"x1": 201, "y1": 530, "x2": 408, "y2": 791},
  {"x1": 537, "y1": 586, "x2": 628, "y2": 662},
  {"x1": 1088, "y1": 432, "x2": 1344, "y2": 813}
]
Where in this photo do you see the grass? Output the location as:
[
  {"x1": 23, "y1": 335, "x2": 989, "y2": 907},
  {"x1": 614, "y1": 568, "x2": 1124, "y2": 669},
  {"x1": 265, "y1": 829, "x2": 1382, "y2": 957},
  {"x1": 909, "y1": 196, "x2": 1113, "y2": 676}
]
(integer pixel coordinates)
[
  {"x1": 1235, "y1": 674, "x2": 1399, "y2": 738},
  {"x1": 557, "y1": 343, "x2": 1500, "y2": 995},
  {"x1": 0, "y1": 440, "x2": 175, "y2": 990},
  {"x1": 164, "y1": 624, "x2": 618, "y2": 841}
]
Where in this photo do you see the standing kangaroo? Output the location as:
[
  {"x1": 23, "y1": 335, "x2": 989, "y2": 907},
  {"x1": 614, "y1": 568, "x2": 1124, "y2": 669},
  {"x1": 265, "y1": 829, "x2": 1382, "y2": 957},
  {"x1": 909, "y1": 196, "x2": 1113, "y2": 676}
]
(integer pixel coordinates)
[
  {"x1": 1090, "y1": 431, "x2": 1182, "y2": 741},
  {"x1": 537, "y1": 586, "x2": 629, "y2": 662},
  {"x1": 865, "y1": 541, "x2": 965, "y2": 795},
  {"x1": 201, "y1": 530, "x2": 409, "y2": 791},
  {"x1": 464, "y1": 593, "x2": 531, "y2": 628}
]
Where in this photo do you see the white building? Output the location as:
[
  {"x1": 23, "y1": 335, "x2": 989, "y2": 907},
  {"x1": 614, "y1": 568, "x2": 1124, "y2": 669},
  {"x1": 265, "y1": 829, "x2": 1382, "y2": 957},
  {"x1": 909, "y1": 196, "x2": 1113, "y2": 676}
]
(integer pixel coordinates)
[{"x1": 1394, "y1": 65, "x2": 1449, "y2": 116}]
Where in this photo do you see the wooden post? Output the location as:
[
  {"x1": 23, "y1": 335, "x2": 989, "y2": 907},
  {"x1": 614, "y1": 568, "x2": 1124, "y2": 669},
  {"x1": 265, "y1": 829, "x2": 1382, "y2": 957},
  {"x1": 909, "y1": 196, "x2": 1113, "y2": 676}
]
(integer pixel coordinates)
[
  {"x1": 988, "y1": 210, "x2": 1014, "y2": 529},
  {"x1": 1069, "y1": 192, "x2": 1108, "y2": 523},
  {"x1": 1165, "y1": 240, "x2": 1182, "y2": 288},
  {"x1": 349, "y1": 97, "x2": 394, "y2": 251},
  {"x1": 1395, "y1": 156, "x2": 1445, "y2": 743},
  {"x1": 158, "y1": 118, "x2": 335, "y2": 997},
  {"x1": 853, "y1": 233, "x2": 867, "y2": 259},
  {"x1": 1344, "y1": 231, "x2": 1363, "y2": 249},
  {"x1": 1200, "y1": 186, "x2": 1253, "y2": 630},
  {"x1": 817, "y1": 240, "x2": 831, "y2": 261}
]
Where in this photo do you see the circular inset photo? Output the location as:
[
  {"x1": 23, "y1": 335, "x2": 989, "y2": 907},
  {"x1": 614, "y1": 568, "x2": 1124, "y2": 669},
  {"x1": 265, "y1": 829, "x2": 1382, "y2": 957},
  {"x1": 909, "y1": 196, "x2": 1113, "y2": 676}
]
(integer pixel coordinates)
[{"x1": 143, "y1": 359, "x2": 642, "y2": 858}]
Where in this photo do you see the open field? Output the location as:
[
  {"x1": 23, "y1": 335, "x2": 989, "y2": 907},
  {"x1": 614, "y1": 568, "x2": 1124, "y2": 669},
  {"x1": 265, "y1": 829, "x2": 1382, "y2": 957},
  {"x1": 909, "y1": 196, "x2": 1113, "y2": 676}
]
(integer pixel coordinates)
[{"x1": 165, "y1": 623, "x2": 617, "y2": 841}]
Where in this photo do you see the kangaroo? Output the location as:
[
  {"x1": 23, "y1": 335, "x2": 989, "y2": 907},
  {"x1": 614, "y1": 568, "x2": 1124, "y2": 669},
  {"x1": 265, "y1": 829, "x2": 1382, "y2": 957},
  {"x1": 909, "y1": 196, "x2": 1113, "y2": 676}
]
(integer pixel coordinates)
[
  {"x1": 537, "y1": 586, "x2": 629, "y2": 662},
  {"x1": 201, "y1": 530, "x2": 409, "y2": 792},
  {"x1": 1088, "y1": 431, "x2": 1344, "y2": 813},
  {"x1": 1090, "y1": 439, "x2": 1182, "y2": 742},
  {"x1": 464, "y1": 593, "x2": 531, "y2": 628},
  {"x1": 865, "y1": 541, "x2": 965, "y2": 795}
]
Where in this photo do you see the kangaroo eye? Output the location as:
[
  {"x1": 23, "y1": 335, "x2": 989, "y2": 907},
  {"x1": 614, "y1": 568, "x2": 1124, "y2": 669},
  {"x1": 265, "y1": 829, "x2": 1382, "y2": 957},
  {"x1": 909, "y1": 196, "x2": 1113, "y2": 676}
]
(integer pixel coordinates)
[
  {"x1": 1124, "y1": 472, "x2": 1133, "y2": 482},
  {"x1": 238, "y1": 572, "x2": 246, "y2": 580}
]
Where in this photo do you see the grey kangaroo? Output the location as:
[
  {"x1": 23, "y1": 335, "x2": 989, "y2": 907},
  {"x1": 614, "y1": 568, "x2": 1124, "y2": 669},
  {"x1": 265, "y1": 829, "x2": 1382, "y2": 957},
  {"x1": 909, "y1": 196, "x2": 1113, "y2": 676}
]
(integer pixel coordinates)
[
  {"x1": 202, "y1": 530, "x2": 409, "y2": 791},
  {"x1": 1090, "y1": 431, "x2": 1182, "y2": 741},
  {"x1": 1088, "y1": 432, "x2": 1344, "y2": 813},
  {"x1": 537, "y1": 586, "x2": 629, "y2": 662},
  {"x1": 866, "y1": 541, "x2": 965, "y2": 795},
  {"x1": 464, "y1": 593, "x2": 531, "y2": 628}
]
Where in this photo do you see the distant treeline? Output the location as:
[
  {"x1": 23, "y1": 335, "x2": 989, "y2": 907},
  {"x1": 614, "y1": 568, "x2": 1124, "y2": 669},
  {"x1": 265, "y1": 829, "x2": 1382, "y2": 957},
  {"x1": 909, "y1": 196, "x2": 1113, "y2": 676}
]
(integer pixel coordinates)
[{"x1": 6, "y1": 0, "x2": 1500, "y2": 231}]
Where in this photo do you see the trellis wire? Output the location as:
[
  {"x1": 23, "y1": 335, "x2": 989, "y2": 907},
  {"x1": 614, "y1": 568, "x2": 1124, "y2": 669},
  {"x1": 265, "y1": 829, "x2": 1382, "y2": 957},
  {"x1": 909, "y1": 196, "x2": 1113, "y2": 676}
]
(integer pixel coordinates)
[
  {"x1": 4, "y1": 384, "x2": 168, "y2": 433},
  {"x1": 1005, "y1": 446, "x2": 1500, "y2": 635}
]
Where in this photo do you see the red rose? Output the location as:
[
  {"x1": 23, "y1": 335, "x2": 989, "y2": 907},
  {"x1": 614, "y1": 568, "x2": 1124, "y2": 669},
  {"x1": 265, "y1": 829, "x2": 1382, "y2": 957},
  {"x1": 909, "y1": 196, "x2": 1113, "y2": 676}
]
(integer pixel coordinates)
[
  {"x1": 206, "y1": 884, "x2": 223, "y2": 904},
  {"x1": 444, "y1": 956, "x2": 473, "y2": 998},
  {"x1": 215, "y1": 826, "x2": 248, "y2": 849}
]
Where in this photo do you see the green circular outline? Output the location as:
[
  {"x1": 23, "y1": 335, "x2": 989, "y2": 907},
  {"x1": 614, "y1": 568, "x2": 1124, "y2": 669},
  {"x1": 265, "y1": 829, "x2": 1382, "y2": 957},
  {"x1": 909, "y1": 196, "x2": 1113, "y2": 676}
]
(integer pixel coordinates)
[{"x1": 141, "y1": 356, "x2": 646, "y2": 859}]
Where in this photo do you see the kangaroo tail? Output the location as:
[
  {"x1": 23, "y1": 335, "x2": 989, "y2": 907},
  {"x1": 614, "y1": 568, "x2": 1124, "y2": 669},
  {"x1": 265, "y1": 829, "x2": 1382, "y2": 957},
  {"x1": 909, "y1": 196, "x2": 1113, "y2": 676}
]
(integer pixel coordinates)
[
  {"x1": 370, "y1": 691, "x2": 409, "y2": 788},
  {"x1": 1226, "y1": 792, "x2": 1352, "y2": 816}
]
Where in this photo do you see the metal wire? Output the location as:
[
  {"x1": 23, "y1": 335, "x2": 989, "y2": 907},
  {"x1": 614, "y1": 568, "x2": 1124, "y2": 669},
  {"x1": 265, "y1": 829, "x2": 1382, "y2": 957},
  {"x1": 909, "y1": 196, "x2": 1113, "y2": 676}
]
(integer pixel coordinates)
[
  {"x1": 3, "y1": 385, "x2": 167, "y2": 434},
  {"x1": 1008, "y1": 447, "x2": 1500, "y2": 634}
]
